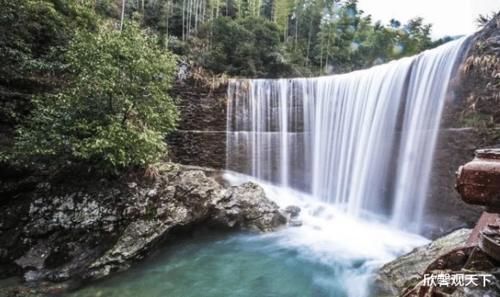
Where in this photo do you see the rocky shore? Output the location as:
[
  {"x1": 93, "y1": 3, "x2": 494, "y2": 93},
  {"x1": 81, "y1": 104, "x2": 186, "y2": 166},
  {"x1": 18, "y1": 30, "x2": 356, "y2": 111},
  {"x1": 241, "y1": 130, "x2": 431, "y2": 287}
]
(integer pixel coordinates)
[
  {"x1": 374, "y1": 228, "x2": 500, "y2": 297},
  {"x1": 374, "y1": 229, "x2": 472, "y2": 296},
  {"x1": 0, "y1": 163, "x2": 286, "y2": 296}
]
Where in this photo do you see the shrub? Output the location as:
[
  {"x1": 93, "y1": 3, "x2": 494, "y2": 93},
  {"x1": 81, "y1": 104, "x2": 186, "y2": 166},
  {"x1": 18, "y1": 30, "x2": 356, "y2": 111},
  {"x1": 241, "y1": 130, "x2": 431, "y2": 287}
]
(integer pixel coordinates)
[
  {"x1": 0, "y1": 0, "x2": 97, "y2": 126},
  {"x1": 14, "y1": 23, "x2": 178, "y2": 173}
]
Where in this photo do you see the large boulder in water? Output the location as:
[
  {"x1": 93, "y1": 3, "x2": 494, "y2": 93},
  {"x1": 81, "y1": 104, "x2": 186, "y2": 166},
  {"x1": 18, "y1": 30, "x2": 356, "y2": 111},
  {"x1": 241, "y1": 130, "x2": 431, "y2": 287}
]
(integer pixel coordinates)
[
  {"x1": 373, "y1": 229, "x2": 471, "y2": 296},
  {"x1": 0, "y1": 163, "x2": 286, "y2": 293},
  {"x1": 374, "y1": 227, "x2": 500, "y2": 297},
  {"x1": 211, "y1": 182, "x2": 287, "y2": 232}
]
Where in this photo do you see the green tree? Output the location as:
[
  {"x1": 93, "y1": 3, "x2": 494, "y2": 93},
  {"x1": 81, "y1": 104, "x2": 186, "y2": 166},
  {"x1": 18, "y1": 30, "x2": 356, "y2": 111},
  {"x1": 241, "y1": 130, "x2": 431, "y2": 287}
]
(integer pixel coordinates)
[
  {"x1": 0, "y1": 0, "x2": 97, "y2": 126},
  {"x1": 273, "y1": 0, "x2": 293, "y2": 40},
  {"x1": 14, "y1": 23, "x2": 178, "y2": 172},
  {"x1": 98, "y1": 0, "x2": 441, "y2": 78},
  {"x1": 315, "y1": 0, "x2": 359, "y2": 73},
  {"x1": 195, "y1": 16, "x2": 292, "y2": 77},
  {"x1": 399, "y1": 17, "x2": 433, "y2": 55}
]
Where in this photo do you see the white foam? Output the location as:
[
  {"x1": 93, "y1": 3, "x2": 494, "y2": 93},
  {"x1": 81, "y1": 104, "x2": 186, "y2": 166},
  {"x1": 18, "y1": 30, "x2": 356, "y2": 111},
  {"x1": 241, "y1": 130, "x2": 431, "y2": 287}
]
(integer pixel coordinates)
[{"x1": 225, "y1": 171, "x2": 429, "y2": 296}]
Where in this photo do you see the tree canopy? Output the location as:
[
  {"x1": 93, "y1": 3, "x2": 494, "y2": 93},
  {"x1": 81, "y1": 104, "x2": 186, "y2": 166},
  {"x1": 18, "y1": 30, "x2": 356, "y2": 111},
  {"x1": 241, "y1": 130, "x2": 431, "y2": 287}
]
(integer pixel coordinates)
[
  {"x1": 0, "y1": 0, "x2": 455, "y2": 173},
  {"x1": 1, "y1": 2, "x2": 178, "y2": 173},
  {"x1": 102, "y1": 0, "x2": 444, "y2": 77},
  {"x1": 0, "y1": 0, "x2": 97, "y2": 126},
  {"x1": 13, "y1": 23, "x2": 178, "y2": 172}
]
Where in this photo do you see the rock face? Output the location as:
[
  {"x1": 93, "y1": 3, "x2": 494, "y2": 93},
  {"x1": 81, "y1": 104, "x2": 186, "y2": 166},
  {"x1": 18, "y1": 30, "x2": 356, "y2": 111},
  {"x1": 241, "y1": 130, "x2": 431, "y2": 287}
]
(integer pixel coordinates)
[
  {"x1": 0, "y1": 163, "x2": 285, "y2": 291},
  {"x1": 211, "y1": 182, "x2": 287, "y2": 232},
  {"x1": 168, "y1": 131, "x2": 227, "y2": 169},
  {"x1": 167, "y1": 68, "x2": 228, "y2": 169},
  {"x1": 374, "y1": 229, "x2": 472, "y2": 296},
  {"x1": 442, "y1": 13, "x2": 500, "y2": 131},
  {"x1": 422, "y1": 13, "x2": 500, "y2": 238},
  {"x1": 423, "y1": 129, "x2": 483, "y2": 238}
]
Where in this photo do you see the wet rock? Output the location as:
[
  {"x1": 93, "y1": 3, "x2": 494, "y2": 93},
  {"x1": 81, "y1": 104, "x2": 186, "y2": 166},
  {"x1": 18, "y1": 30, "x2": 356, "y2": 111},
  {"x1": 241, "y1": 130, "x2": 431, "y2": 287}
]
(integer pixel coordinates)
[
  {"x1": 211, "y1": 182, "x2": 287, "y2": 232},
  {"x1": 285, "y1": 205, "x2": 301, "y2": 218},
  {"x1": 0, "y1": 163, "x2": 285, "y2": 289},
  {"x1": 1, "y1": 289, "x2": 44, "y2": 297},
  {"x1": 0, "y1": 248, "x2": 8, "y2": 258},
  {"x1": 373, "y1": 228, "x2": 471, "y2": 296},
  {"x1": 146, "y1": 189, "x2": 157, "y2": 197},
  {"x1": 14, "y1": 241, "x2": 50, "y2": 271},
  {"x1": 450, "y1": 286, "x2": 500, "y2": 297},
  {"x1": 86, "y1": 219, "x2": 172, "y2": 280},
  {"x1": 44, "y1": 244, "x2": 73, "y2": 269}
]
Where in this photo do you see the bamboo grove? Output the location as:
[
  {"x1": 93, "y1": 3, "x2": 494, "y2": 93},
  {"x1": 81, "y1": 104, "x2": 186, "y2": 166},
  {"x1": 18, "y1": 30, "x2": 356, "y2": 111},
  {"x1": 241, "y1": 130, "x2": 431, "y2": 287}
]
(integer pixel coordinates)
[{"x1": 96, "y1": 0, "x2": 453, "y2": 76}]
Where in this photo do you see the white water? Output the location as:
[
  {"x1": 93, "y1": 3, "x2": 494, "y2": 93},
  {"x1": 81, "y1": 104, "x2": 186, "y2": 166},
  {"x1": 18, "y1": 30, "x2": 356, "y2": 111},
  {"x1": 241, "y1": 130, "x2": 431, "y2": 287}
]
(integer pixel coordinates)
[
  {"x1": 226, "y1": 38, "x2": 468, "y2": 232},
  {"x1": 225, "y1": 172, "x2": 429, "y2": 297}
]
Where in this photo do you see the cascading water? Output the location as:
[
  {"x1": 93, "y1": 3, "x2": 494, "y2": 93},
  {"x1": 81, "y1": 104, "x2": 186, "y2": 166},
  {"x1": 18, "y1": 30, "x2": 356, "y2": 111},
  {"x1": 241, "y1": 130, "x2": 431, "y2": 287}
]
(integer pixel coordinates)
[
  {"x1": 226, "y1": 37, "x2": 469, "y2": 232},
  {"x1": 66, "y1": 38, "x2": 472, "y2": 297}
]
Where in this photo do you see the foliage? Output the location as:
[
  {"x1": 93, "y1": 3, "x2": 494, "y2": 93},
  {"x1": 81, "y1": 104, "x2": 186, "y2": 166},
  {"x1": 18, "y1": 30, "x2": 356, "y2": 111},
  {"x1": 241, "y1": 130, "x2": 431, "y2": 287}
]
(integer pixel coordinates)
[
  {"x1": 107, "y1": 0, "x2": 440, "y2": 77},
  {"x1": 312, "y1": 1, "x2": 434, "y2": 73},
  {"x1": 193, "y1": 16, "x2": 292, "y2": 77},
  {"x1": 476, "y1": 11, "x2": 499, "y2": 27},
  {"x1": 1, "y1": 0, "x2": 453, "y2": 173},
  {"x1": 0, "y1": 0, "x2": 97, "y2": 125},
  {"x1": 13, "y1": 23, "x2": 178, "y2": 172}
]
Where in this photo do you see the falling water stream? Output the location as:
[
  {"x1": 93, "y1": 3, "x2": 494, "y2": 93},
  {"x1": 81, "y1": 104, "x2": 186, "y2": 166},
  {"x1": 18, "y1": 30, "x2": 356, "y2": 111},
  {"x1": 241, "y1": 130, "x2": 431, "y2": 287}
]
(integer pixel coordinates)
[
  {"x1": 68, "y1": 38, "x2": 469, "y2": 297},
  {"x1": 226, "y1": 37, "x2": 468, "y2": 231}
]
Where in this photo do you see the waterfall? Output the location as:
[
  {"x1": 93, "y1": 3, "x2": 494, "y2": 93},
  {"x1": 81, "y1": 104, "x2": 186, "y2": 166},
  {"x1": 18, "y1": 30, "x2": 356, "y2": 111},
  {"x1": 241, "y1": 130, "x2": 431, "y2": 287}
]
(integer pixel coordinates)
[{"x1": 226, "y1": 38, "x2": 468, "y2": 231}]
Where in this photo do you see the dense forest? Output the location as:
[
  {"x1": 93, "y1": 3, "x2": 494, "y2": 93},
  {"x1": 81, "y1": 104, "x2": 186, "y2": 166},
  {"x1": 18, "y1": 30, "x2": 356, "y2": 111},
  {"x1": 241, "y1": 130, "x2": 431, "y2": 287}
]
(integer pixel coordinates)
[
  {"x1": 113, "y1": 0, "x2": 445, "y2": 76},
  {"x1": 0, "y1": 0, "x2": 454, "y2": 175}
]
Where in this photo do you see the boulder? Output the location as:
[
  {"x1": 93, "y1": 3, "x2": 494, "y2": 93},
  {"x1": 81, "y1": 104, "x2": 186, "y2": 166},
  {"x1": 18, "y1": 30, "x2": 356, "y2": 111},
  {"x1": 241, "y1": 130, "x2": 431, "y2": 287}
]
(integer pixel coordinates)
[
  {"x1": 284, "y1": 205, "x2": 301, "y2": 218},
  {"x1": 0, "y1": 163, "x2": 286, "y2": 291},
  {"x1": 373, "y1": 229, "x2": 471, "y2": 296},
  {"x1": 211, "y1": 182, "x2": 286, "y2": 232}
]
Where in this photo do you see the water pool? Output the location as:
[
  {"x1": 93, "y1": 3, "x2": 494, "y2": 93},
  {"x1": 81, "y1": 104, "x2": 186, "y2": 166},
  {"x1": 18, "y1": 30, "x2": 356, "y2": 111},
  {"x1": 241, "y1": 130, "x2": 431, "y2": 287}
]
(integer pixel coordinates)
[{"x1": 68, "y1": 175, "x2": 427, "y2": 297}]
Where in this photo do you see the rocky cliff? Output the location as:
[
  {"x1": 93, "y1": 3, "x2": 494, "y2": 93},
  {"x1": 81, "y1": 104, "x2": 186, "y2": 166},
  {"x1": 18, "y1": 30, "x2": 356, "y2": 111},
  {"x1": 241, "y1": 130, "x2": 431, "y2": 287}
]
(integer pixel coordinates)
[
  {"x1": 423, "y1": 13, "x2": 500, "y2": 237},
  {"x1": 0, "y1": 163, "x2": 286, "y2": 296},
  {"x1": 167, "y1": 66, "x2": 228, "y2": 169}
]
